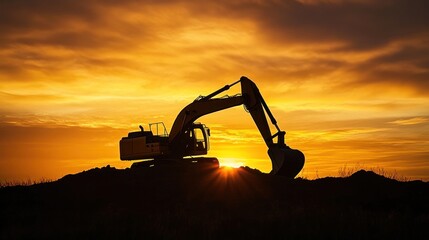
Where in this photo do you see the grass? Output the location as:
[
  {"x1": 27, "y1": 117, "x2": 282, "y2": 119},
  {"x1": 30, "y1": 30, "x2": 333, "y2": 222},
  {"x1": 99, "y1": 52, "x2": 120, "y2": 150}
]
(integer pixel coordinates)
[
  {"x1": 0, "y1": 178, "x2": 52, "y2": 188},
  {"x1": 338, "y1": 164, "x2": 410, "y2": 181},
  {"x1": 297, "y1": 164, "x2": 412, "y2": 181}
]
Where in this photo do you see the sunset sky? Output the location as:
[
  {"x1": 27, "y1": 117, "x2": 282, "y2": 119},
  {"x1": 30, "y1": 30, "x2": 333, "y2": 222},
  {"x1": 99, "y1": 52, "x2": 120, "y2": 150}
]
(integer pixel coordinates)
[{"x1": 1, "y1": 0, "x2": 429, "y2": 182}]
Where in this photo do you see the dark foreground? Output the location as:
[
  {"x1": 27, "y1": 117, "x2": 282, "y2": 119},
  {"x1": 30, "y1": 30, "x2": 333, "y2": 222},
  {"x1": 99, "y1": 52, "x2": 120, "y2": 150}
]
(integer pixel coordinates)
[{"x1": 1, "y1": 165, "x2": 428, "y2": 239}]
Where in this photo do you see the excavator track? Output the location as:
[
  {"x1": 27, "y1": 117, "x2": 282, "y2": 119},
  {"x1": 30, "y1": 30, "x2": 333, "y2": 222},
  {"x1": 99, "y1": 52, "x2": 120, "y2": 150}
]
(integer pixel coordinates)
[{"x1": 131, "y1": 157, "x2": 219, "y2": 170}]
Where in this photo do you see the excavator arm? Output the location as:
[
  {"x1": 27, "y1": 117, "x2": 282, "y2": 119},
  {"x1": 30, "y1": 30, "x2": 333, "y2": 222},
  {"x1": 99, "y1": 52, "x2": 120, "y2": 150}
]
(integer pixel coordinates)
[{"x1": 168, "y1": 76, "x2": 305, "y2": 177}]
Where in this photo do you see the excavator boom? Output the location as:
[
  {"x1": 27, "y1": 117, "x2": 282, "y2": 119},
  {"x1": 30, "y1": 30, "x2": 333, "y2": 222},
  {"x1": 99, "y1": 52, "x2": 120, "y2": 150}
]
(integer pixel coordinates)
[{"x1": 167, "y1": 76, "x2": 304, "y2": 177}]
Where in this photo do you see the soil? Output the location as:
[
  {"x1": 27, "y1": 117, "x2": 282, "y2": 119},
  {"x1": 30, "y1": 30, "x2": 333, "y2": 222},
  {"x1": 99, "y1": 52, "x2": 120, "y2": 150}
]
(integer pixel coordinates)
[{"x1": 1, "y1": 165, "x2": 428, "y2": 239}]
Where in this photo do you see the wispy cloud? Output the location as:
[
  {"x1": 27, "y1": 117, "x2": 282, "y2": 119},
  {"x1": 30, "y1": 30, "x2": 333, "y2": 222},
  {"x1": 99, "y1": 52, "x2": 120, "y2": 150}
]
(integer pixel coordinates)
[{"x1": 389, "y1": 117, "x2": 429, "y2": 126}]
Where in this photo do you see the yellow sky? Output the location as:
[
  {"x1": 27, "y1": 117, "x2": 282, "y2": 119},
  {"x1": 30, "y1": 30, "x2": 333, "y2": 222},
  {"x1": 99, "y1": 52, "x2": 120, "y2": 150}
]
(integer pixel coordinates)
[{"x1": 1, "y1": 0, "x2": 429, "y2": 181}]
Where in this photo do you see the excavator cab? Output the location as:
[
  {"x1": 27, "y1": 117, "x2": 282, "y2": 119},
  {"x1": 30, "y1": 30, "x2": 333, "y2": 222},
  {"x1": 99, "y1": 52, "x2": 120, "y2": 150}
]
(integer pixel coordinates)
[{"x1": 183, "y1": 123, "x2": 210, "y2": 156}]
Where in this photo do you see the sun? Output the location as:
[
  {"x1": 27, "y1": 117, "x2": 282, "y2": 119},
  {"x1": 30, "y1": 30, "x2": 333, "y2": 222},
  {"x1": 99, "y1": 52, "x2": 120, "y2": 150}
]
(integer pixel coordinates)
[{"x1": 219, "y1": 158, "x2": 244, "y2": 169}]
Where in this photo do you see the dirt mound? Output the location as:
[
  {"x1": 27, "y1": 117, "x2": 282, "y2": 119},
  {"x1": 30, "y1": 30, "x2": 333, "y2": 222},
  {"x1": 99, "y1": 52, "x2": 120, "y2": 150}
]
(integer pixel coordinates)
[{"x1": 1, "y1": 166, "x2": 428, "y2": 239}]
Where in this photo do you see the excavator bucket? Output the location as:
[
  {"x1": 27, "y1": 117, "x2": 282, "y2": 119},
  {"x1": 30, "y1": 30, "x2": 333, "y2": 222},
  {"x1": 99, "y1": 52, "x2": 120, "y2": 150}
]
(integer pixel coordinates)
[{"x1": 268, "y1": 146, "x2": 305, "y2": 178}]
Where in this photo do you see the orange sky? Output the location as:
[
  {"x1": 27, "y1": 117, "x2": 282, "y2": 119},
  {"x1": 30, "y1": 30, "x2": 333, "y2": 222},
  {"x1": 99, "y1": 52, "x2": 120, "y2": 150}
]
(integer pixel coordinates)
[{"x1": 1, "y1": 0, "x2": 429, "y2": 182}]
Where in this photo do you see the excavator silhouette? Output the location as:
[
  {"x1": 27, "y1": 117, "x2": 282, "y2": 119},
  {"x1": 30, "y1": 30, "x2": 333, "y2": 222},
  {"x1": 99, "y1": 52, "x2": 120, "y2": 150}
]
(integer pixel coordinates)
[{"x1": 119, "y1": 76, "x2": 305, "y2": 178}]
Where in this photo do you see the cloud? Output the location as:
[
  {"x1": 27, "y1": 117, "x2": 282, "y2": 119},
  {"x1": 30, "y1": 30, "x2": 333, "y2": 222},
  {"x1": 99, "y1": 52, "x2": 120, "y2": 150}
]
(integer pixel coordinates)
[
  {"x1": 340, "y1": 41, "x2": 429, "y2": 93},
  {"x1": 182, "y1": 0, "x2": 429, "y2": 93},
  {"x1": 389, "y1": 117, "x2": 429, "y2": 126},
  {"x1": 251, "y1": 0, "x2": 429, "y2": 50},
  {"x1": 2, "y1": 0, "x2": 429, "y2": 89},
  {"x1": 3, "y1": 0, "x2": 429, "y2": 50},
  {"x1": 0, "y1": 1, "x2": 184, "y2": 81}
]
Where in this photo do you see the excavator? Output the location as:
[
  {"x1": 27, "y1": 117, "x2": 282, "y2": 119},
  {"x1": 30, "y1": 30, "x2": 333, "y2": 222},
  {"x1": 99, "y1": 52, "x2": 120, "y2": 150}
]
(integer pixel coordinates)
[{"x1": 119, "y1": 76, "x2": 305, "y2": 178}]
